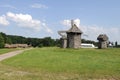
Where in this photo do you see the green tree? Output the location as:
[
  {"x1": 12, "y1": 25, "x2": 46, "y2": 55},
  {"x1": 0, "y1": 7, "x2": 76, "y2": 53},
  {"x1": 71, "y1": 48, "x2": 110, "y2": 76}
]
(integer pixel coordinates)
[
  {"x1": 0, "y1": 34, "x2": 5, "y2": 48},
  {"x1": 0, "y1": 32, "x2": 7, "y2": 43},
  {"x1": 55, "y1": 39, "x2": 61, "y2": 47},
  {"x1": 6, "y1": 37, "x2": 12, "y2": 44},
  {"x1": 42, "y1": 37, "x2": 55, "y2": 46}
]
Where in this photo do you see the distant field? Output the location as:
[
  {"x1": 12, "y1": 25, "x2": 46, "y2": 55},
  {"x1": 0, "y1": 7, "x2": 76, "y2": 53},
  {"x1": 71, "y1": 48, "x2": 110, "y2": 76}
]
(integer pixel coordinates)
[
  {"x1": 0, "y1": 48, "x2": 19, "y2": 55},
  {"x1": 0, "y1": 47, "x2": 120, "y2": 80}
]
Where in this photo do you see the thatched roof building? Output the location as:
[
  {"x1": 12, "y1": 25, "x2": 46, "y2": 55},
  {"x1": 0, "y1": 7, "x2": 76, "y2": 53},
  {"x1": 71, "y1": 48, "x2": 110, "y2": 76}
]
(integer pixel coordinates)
[
  {"x1": 66, "y1": 20, "x2": 83, "y2": 48},
  {"x1": 97, "y1": 34, "x2": 108, "y2": 41}
]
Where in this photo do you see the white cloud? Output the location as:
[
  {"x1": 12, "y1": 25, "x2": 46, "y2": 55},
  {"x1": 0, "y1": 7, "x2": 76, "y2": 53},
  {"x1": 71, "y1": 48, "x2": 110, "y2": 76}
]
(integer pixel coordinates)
[
  {"x1": 5, "y1": 12, "x2": 52, "y2": 33},
  {"x1": 61, "y1": 19, "x2": 71, "y2": 27},
  {"x1": 6, "y1": 12, "x2": 41, "y2": 31},
  {"x1": 0, "y1": 15, "x2": 9, "y2": 26},
  {"x1": 0, "y1": 5, "x2": 17, "y2": 9},
  {"x1": 61, "y1": 19, "x2": 80, "y2": 27},
  {"x1": 31, "y1": 3, "x2": 48, "y2": 9}
]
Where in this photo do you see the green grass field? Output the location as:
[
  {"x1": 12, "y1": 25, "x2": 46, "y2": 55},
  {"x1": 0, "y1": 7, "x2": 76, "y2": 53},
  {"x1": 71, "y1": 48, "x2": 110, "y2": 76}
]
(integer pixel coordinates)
[{"x1": 0, "y1": 47, "x2": 120, "y2": 80}]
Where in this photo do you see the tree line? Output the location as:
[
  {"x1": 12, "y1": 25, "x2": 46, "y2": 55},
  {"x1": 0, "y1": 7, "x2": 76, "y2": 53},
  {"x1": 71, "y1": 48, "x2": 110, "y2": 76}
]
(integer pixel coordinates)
[
  {"x1": 0, "y1": 32, "x2": 112, "y2": 48},
  {"x1": 0, "y1": 32, "x2": 60, "y2": 48}
]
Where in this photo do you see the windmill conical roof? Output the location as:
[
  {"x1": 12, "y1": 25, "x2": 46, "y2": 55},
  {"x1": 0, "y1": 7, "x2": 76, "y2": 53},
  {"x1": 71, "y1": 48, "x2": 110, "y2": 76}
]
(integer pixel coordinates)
[{"x1": 67, "y1": 24, "x2": 82, "y2": 33}]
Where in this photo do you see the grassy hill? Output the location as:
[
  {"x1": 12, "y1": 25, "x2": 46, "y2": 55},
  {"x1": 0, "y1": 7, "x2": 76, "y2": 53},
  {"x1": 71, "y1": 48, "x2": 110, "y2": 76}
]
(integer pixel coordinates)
[{"x1": 0, "y1": 47, "x2": 120, "y2": 80}]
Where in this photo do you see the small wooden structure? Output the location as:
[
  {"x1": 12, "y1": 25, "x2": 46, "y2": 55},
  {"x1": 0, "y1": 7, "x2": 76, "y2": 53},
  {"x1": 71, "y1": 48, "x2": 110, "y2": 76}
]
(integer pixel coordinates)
[{"x1": 97, "y1": 34, "x2": 108, "y2": 49}]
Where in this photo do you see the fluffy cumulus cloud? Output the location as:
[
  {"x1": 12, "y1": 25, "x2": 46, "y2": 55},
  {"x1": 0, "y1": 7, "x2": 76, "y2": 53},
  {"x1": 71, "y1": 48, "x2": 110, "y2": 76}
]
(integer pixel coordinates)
[
  {"x1": 31, "y1": 3, "x2": 48, "y2": 9},
  {"x1": 61, "y1": 18, "x2": 120, "y2": 43},
  {"x1": 6, "y1": 12, "x2": 41, "y2": 31},
  {"x1": 0, "y1": 12, "x2": 52, "y2": 34},
  {"x1": 7, "y1": 12, "x2": 53, "y2": 33},
  {"x1": 0, "y1": 15, "x2": 9, "y2": 26}
]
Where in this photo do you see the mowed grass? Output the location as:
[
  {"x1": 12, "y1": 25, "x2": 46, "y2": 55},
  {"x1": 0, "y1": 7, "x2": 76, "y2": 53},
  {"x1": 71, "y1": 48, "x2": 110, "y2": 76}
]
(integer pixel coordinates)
[
  {"x1": 0, "y1": 48, "x2": 19, "y2": 55},
  {"x1": 0, "y1": 47, "x2": 120, "y2": 80}
]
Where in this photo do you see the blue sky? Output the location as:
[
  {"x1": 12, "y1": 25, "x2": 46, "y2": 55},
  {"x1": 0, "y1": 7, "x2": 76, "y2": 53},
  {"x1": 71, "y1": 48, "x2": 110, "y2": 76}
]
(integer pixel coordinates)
[{"x1": 0, "y1": 0, "x2": 120, "y2": 44}]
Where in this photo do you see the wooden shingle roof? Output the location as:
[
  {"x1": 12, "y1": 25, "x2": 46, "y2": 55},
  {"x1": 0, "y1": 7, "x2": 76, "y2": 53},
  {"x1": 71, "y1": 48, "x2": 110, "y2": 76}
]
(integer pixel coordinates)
[
  {"x1": 67, "y1": 24, "x2": 82, "y2": 33},
  {"x1": 97, "y1": 34, "x2": 108, "y2": 41}
]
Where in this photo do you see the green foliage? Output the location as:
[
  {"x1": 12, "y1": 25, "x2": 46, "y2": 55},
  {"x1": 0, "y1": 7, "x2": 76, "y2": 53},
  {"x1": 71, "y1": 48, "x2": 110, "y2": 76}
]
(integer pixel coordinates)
[
  {"x1": 0, "y1": 32, "x2": 58, "y2": 47},
  {"x1": 42, "y1": 37, "x2": 55, "y2": 46},
  {"x1": 55, "y1": 39, "x2": 61, "y2": 47},
  {"x1": 26, "y1": 38, "x2": 41, "y2": 47},
  {"x1": 38, "y1": 43, "x2": 43, "y2": 47},
  {"x1": 7, "y1": 35, "x2": 26, "y2": 44},
  {"x1": 0, "y1": 34, "x2": 5, "y2": 48},
  {"x1": 6, "y1": 37, "x2": 12, "y2": 44},
  {"x1": 1, "y1": 47, "x2": 120, "y2": 79},
  {"x1": 0, "y1": 32, "x2": 6, "y2": 42}
]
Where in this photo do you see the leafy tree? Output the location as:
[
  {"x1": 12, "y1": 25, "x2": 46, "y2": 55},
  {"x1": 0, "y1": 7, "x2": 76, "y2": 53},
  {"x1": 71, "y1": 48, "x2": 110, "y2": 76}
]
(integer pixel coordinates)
[
  {"x1": 6, "y1": 37, "x2": 12, "y2": 44},
  {"x1": 42, "y1": 37, "x2": 55, "y2": 46},
  {"x1": 54, "y1": 39, "x2": 61, "y2": 47},
  {"x1": 0, "y1": 34, "x2": 5, "y2": 48},
  {"x1": 0, "y1": 32, "x2": 7, "y2": 43}
]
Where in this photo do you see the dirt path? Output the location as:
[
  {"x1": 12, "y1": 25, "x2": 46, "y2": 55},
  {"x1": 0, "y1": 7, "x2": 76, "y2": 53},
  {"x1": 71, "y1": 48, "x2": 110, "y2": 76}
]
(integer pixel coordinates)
[{"x1": 0, "y1": 48, "x2": 32, "y2": 61}]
